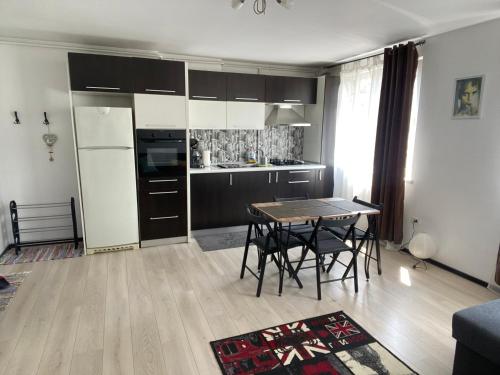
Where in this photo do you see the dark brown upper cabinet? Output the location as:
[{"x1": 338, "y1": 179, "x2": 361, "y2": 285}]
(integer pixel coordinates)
[
  {"x1": 188, "y1": 70, "x2": 227, "y2": 101},
  {"x1": 265, "y1": 76, "x2": 317, "y2": 104},
  {"x1": 68, "y1": 53, "x2": 133, "y2": 93},
  {"x1": 132, "y1": 58, "x2": 185, "y2": 96},
  {"x1": 226, "y1": 73, "x2": 266, "y2": 102}
]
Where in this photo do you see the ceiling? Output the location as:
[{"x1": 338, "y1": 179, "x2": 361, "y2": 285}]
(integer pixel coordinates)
[{"x1": 1, "y1": 0, "x2": 500, "y2": 66}]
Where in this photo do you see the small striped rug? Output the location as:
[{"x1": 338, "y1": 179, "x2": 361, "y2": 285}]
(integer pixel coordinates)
[
  {"x1": 0, "y1": 272, "x2": 31, "y2": 315},
  {"x1": 0, "y1": 243, "x2": 83, "y2": 265}
]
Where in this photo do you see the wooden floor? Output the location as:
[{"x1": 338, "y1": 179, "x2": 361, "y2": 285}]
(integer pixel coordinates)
[{"x1": 0, "y1": 241, "x2": 496, "y2": 375}]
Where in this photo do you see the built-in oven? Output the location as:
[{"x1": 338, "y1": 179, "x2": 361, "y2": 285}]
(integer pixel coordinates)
[
  {"x1": 136, "y1": 129, "x2": 187, "y2": 178},
  {"x1": 136, "y1": 129, "x2": 188, "y2": 244}
]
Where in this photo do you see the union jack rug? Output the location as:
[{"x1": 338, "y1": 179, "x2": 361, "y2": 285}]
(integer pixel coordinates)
[{"x1": 210, "y1": 311, "x2": 417, "y2": 374}]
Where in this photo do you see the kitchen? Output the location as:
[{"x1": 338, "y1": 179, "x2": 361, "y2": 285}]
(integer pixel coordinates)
[{"x1": 67, "y1": 52, "x2": 333, "y2": 254}]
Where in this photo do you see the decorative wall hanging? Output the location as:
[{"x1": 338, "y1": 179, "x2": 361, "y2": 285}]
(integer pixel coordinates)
[
  {"x1": 452, "y1": 75, "x2": 484, "y2": 119},
  {"x1": 41, "y1": 112, "x2": 57, "y2": 161},
  {"x1": 42, "y1": 134, "x2": 58, "y2": 161}
]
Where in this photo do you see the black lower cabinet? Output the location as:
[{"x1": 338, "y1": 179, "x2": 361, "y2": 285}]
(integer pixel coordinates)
[
  {"x1": 190, "y1": 167, "x2": 333, "y2": 230},
  {"x1": 139, "y1": 177, "x2": 187, "y2": 241}
]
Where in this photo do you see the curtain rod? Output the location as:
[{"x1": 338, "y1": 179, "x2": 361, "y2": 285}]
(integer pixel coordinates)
[{"x1": 324, "y1": 39, "x2": 426, "y2": 69}]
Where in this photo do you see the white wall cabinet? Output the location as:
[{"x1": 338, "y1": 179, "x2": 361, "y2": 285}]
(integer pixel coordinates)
[
  {"x1": 226, "y1": 102, "x2": 265, "y2": 130},
  {"x1": 134, "y1": 94, "x2": 187, "y2": 129},
  {"x1": 189, "y1": 100, "x2": 227, "y2": 129}
]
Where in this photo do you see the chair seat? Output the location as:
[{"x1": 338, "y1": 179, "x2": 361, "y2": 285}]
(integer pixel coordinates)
[
  {"x1": 251, "y1": 235, "x2": 303, "y2": 252},
  {"x1": 313, "y1": 231, "x2": 352, "y2": 254},
  {"x1": 329, "y1": 226, "x2": 374, "y2": 240}
]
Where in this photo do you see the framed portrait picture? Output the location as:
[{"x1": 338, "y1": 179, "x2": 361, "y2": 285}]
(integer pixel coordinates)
[{"x1": 452, "y1": 75, "x2": 484, "y2": 119}]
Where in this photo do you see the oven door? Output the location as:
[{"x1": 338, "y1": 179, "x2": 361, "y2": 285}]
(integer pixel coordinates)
[{"x1": 137, "y1": 130, "x2": 187, "y2": 178}]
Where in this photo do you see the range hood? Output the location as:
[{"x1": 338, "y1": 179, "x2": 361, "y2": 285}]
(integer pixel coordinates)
[{"x1": 265, "y1": 104, "x2": 311, "y2": 127}]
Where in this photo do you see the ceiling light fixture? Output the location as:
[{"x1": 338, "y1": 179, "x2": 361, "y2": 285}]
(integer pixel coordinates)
[{"x1": 231, "y1": 0, "x2": 294, "y2": 15}]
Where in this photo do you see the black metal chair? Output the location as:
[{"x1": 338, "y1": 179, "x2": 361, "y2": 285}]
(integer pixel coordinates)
[
  {"x1": 240, "y1": 205, "x2": 304, "y2": 297},
  {"x1": 326, "y1": 197, "x2": 383, "y2": 280},
  {"x1": 294, "y1": 213, "x2": 361, "y2": 300},
  {"x1": 273, "y1": 194, "x2": 320, "y2": 277}
]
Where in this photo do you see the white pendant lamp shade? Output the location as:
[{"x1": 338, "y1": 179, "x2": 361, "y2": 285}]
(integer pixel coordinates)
[
  {"x1": 232, "y1": 0, "x2": 245, "y2": 10},
  {"x1": 409, "y1": 233, "x2": 437, "y2": 260}
]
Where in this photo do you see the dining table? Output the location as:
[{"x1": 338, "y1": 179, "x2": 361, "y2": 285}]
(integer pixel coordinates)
[{"x1": 251, "y1": 197, "x2": 381, "y2": 295}]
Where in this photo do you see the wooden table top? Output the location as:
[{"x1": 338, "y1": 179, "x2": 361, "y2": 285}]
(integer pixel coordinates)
[{"x1": 252, "y1": 198, "x2": 380, "y2": 223}]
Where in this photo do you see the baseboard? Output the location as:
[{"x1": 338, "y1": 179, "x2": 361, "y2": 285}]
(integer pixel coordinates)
[
  {"x1": 401, "y1": 248, "x2": 488, "y2": 287},
  {"x1": 488, "y1": 283, "x2": 500, "y2": 295},
  {"x1": 1, "y1": 243, "x2": 13, "y2": 256}
]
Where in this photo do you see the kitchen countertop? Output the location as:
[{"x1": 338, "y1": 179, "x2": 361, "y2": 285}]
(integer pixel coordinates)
[{"x1": 189, "y1": 163, "x2": 326, "y2": 174}]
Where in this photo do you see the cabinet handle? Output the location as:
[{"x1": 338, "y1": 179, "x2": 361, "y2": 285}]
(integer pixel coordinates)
[
  {"x1": 150, "y1": 216, "x2": 179, "y2": 220},
  {"x1": 146, "y1": 89, "x2": 176, "y2": 93},
  {"x1": 284, "y1": 99, "x2": 301, "y2": 103},
  {"x1": 148, "y1": 191, "x2": 178, "y2": 195},
  {"x1": 289, "y1": 170, "x2": 311, "y2": 174},
  {"x1": 268, "y1": 172, "x2": 271, "y2": 184},
  {"x1": 319, "y1": 171, "x2": 322, "y2": 181},
  {"x1": 235, "y1": 97, "x2": 258, "y2": 101},
  {"x1": 192, "y1": 95, "x2": 218, "y2": 99},
  {"x1": 288, "y1": 180, "x2": 310, "y2": 184},
  {"x1": 229, "y1": 174, "x2": 233, "y2": 186},
  {"x1": 275, "y1": 172, "x2": 279, "y2": 184},
  {"x1": 148, "y1": 179, "x2": 178, "y2": 183},
  {"x1": 85, "y1": 86, "x2": 120, "y2": 90}
]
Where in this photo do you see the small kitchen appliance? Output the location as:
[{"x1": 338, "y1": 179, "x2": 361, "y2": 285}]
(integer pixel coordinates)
[
  {"x1": 202, "y1": 150, "x2": 211, "y2": 167},
  {"x1": 190, "y1": 138, "x2": 203, "y2": 168}
]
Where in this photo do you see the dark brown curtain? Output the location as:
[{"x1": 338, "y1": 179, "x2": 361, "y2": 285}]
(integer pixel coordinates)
[{"x1": 371, "y1": 42, "x2": 419, "y2": 243}]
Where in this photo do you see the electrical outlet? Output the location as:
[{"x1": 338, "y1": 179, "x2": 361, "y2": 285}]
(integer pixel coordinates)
[{"x1": 411, "y1": 217, "x2": 419, "y2": 224}]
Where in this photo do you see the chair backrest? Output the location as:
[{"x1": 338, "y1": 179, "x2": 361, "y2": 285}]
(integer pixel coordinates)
[
  {"x1": 307, "y1": 213, "x2": 361, "y2": 246},
  {"x1": 245, "y1": 205, "x2": 274, "y2": 234},
  {"x1": 319, "y1": 213, "x2": 361, "y2": 230},
  {"x1": 352, "y1": 196, "x2": 383, "y2": 212},
  {"x1": 273, "y1": 193, "x2": 309, "y2": 202},
  {"x1": 352, "y1": 196, "x2": 382, "y2": 232}
]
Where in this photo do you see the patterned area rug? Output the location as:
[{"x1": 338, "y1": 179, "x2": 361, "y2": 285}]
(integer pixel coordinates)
[
  {"x1": 194, "y1": 231, "x2": 248, "y2": 252},
  {"x1": 0, "y1": 243, "x2": 83, "y2": 265},
  {"x1": 0, "y1": 272, "x2": 31, "y2": 315},
  {"x1": 211, "y1": 311, "x2": 417, "y2": 374}
]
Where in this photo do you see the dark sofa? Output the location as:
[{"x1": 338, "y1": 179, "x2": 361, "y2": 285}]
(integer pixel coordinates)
[{"x1": 452, "y1": 299, "x2": 500, "y2": 374}]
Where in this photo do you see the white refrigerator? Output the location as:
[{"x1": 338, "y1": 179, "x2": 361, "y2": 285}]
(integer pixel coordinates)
[{"x1": 74, "y1": 107, "x2": 139, "y2": 253}]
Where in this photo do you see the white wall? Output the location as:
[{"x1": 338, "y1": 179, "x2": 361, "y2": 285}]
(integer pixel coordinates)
[
  {"x1": 404, "y1": 19, "x2": 500, "y2": 282},
  {"x1": 0, "y1": 44, "x2": 81, "y2": 249}
]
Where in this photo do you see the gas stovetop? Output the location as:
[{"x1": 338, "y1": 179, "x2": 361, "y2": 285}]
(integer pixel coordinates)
[{"x1": 269, "y1": 159, "x2": 305, "y2": 166}]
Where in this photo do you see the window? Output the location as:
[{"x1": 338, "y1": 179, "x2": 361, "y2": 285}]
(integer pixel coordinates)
[
  {"x1": 405, "y1": 57, "x2": 423, "y2": 182},
  {"x1": 333, "y1": 55, "x2": 423, "y2": 200}
]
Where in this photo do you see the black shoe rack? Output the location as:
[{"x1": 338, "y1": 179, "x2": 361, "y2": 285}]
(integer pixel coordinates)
[{"x1": 8, "y1": 197, "x2": 79, "y2": 255}]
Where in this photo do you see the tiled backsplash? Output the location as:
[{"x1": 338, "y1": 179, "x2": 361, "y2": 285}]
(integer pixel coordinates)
[{"x1": 190, "y1": 126, "x2": 304, "y2": 164}]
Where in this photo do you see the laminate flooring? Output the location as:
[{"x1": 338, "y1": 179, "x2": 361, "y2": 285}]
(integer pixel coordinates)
[{"x1": 0, "y1": 241, "x2": 496, "y2": 374}]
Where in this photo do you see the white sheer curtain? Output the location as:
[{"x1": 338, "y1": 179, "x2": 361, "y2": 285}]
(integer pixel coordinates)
[{"x1": 333, "y1": 56, "x2": 384, "y2": 201}]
